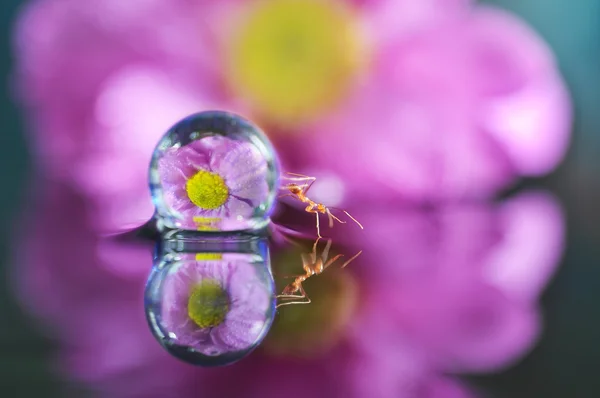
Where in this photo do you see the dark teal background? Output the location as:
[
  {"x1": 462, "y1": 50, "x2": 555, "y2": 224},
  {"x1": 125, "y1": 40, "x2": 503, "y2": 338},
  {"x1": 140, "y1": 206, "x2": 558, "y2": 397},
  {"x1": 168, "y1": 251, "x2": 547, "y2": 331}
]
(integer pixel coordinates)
[
  {"x1": 0, "y1": 0, "x2": 52, "y2": 395},
  {"x1": 1, "y1": 0, "x2": 599, "y2": 396}
]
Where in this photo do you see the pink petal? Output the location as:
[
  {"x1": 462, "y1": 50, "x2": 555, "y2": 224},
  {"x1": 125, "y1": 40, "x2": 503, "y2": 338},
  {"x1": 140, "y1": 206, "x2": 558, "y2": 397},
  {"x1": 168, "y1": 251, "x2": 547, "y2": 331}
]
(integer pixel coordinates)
[
  {"x1": 225, "y1": 196, "x2": 255, "y2": 218},
  {"x1": 366, "y1": 0, "x2": 473, "y2": 43},
  {"x1": 471, "y1": 7, "x2": 572, "y2": 175},
  {"x1": 289, "y1": 5, "x2": 570, "y2": 203}
]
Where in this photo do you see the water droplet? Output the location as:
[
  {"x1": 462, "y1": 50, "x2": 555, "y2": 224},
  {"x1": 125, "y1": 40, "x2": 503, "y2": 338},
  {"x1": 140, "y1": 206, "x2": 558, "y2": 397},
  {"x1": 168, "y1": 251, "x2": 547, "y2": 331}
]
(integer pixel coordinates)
[
  {"x1": 145, "y1": 236, "x2": 275, "y2": 366},
  {"x1": 149, "y1": 111, "x2": 280, "y2": 232}
]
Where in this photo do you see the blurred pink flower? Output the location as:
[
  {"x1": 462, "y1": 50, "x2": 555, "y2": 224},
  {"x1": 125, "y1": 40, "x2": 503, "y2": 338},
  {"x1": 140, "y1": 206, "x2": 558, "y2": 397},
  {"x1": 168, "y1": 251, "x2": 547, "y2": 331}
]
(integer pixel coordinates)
[
  {"x1": 13, "y1": 0, "x2": 569, "y2": 230},
  {"x1": 13, "y1": 0, "x2": 221, "y2": 230},
  {"x1": 11, "y1": 1, "x2": 569, "y2": 393},
  {"x1": 292, "y1": 6, "x2": 571, "y2": 204},
  {"x1": 12, "y1": 187, "x2": 563, "y2": 397}
]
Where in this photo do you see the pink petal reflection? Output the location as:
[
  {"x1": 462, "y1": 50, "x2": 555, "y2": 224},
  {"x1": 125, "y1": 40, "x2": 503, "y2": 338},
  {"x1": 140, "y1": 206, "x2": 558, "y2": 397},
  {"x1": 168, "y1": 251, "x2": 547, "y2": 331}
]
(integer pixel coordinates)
[
  {"x1": 333, "y1": 191, "x2": 564, "y2": 374},
  {"x1": 483, "y1": 191, "x2": 565, "y2": 302},
  {"x1": 11, "y1": 183, "x2": 198, "y2": 395}
]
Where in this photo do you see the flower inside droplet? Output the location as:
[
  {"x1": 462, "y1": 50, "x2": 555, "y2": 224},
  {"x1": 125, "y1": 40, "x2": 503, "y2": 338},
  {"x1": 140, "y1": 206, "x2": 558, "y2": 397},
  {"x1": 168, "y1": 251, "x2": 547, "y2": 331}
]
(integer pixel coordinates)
[
  {"x1": 185, "y1": 170, "x2": 229, "y2": 210},
  {"x1": 187, "y1": 280, "x2": 230, "y2": 328},
  {"x1": 224, "y1": 0, "x2": 366, "y2": 125}
]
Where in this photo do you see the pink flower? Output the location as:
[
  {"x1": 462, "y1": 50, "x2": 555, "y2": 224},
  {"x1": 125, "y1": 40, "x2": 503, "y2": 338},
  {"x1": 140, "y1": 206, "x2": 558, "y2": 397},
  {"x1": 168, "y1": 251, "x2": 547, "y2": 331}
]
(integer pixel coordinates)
[
  {"x1": 13, "y1": 0, "x2": 569, "y2": 229},
  {"x1": 12, "y1": 186, "x2": 563, "y2": 397}
]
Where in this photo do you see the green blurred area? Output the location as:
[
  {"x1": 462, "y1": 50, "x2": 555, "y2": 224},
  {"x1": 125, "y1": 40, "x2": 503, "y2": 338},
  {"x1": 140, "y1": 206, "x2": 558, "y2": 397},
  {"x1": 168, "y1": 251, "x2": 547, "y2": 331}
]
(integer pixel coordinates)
[{"x1": 0, "y1": 0, "x2": 599, "y2": 396}]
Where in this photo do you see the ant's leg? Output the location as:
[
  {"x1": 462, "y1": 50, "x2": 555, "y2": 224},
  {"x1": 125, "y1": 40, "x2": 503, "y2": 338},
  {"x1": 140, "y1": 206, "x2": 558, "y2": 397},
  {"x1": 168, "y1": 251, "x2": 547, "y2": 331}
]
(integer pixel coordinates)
[
  {"x1": 328, "y1": 210, "x2": 346, "y2": 225},
  {"x1": 301, "y1": 179, "x2": 317, "y2": 196},
  {"x1": 323, "y1": 253, "x2": 344, "y2": 271},
  {"x1": 328, "y1": 207, "x2": 364, "y2": 230},
  {"x1": 275, "y1": 274, "x2": 305, "y2": 279},
  {"x1": 276, "y1": 296, "x2": 310, "y2": 307},
  {"x1": 276, "y1": 300, "x2": 312, "y2": 308},
  {"x1": 283, "y1": 172, "x2": 316, "y2": 181},
  {"x1": 298, "y1": 284, "x2": 311, "y2": 303},
  {"x1": 343, "y1": 210, "x2": 364, "y2": 230},
  {"x1": 327, "y1": 209, "x2": 335, "y2": 228},
  {"x1": 280, "y1": 173, "x2": 317, "y2": 196},
  {"x1": 320, "y1": 250, "x2": 361, "y2": 271},
  {"x1": 315, "y1": 211, "x2": 322, "y2": 239},
  {"x1": 339, "y1": 250, "x2": 362, "y2": 269},
  {"x1": 310, "y1": 237, "x2": 322, "y2": 264},
  {"x1": 326, "y1": 209, "x2": 346, "y2": 228},
  {"x1": 321, "y1": 238, "x2": 333, "y2": 262},
  {"x1": 304, "y1": 206, "x2": 322, "y2": 239},
  {"x1": 276, "y1": 293, "x2": 306, "y2": 299},
  {"x1": 276, "y1": 286, "x2": 311, "y2": 307},
  {"x1": 281, "y1": 173, "x2": 316, "y2": 187},
  {"x1": 277, "y1": 193, "x2": 296, "y2": 199},
  {"x1": 301, "y1": 253, "x2": 315, "y2": 273}
]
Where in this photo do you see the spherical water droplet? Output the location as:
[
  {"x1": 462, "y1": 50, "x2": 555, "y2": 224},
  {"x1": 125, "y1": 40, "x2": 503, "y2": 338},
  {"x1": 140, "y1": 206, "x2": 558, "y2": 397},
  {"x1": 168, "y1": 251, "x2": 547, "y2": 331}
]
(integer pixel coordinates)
[
  {"x1": 149, "y1": 111, "x2": 280, "y2": 232},
  {"x1": 145, "y1": 237, "x2": 275, "y2": 366}
]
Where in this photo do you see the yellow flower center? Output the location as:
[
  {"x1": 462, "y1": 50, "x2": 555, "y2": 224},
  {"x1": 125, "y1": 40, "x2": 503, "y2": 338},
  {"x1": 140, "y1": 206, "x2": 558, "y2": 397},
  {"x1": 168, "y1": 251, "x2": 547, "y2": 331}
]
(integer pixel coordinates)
[
  {"x1": 187, "y1": 280, "x2": 230, "y2": 328},
  {"x1": 224, "y1": 0, "x2": 366, "y2": 125},
  {"x1": 185, "y1": 170, "x2": 229, "y2": 210}
]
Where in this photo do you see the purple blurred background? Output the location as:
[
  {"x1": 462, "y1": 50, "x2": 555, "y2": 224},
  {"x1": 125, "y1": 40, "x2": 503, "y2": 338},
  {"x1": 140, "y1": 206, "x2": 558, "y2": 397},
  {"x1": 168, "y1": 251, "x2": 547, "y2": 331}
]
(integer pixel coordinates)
[{"x1": 1, "y1": 0, "x2": 599, "y2": 397}]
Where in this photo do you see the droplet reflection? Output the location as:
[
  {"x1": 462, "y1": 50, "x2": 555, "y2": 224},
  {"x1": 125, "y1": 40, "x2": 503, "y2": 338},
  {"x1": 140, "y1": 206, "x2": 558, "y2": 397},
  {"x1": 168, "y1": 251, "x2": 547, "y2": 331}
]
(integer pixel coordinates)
[{"x1": 145, "y1": 237, "x2": 275, "y2": 366}]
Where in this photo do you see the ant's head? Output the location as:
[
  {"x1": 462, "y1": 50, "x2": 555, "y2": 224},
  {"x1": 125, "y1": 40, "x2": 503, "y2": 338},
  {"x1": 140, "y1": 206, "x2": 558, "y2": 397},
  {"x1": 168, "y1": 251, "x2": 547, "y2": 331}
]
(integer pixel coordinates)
[
  {"x1": 287, "y1": 184, "x2": 303, "y2": 194},
  {"x1": 316, "y1": 203, "x2": 327, "y2": 212},
  {"x1": 281, "y1": 282, "x2": 301, "y2": 295}
]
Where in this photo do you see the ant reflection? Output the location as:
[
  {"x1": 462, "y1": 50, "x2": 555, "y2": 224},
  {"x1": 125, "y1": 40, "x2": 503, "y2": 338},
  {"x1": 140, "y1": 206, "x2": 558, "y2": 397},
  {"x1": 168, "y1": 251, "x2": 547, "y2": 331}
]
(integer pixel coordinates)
[{"x1": 276, "y1": 237, "x2": 362, "y2": 308}]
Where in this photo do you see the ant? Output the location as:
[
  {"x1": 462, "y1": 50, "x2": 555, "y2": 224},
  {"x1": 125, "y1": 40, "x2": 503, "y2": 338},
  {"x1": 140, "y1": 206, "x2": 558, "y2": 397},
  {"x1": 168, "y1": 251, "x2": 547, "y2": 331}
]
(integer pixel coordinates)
[
  {"x1": 276, "y1": 237, "x2": 362, "y2": 308},
  {"x1": 279, "y1": 172, "x2": 364, "y2": 238}
]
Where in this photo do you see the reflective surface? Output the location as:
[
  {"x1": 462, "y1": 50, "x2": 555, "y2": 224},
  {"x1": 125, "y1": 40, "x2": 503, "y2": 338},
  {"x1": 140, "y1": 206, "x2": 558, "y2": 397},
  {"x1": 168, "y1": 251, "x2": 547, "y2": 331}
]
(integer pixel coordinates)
[{"x1": 6, "y1": 185, "x2": 567, "y2": 397}]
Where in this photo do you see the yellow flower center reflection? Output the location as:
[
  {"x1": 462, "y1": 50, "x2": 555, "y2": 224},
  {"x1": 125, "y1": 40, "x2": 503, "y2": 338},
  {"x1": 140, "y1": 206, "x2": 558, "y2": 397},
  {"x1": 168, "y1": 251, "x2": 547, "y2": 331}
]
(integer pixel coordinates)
[
  {"x1": 186, "y1": 170, "x2": 229, "y2": 209},
  {"x1": 187, "y1": 279, "x2": 230, "y2": 328},
  {"x1": 225, "y1": 0, "x2": 366, "y2": 125},
  {"x1": 195, "y1": 253, "x2": 224, "y2": 261}
]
